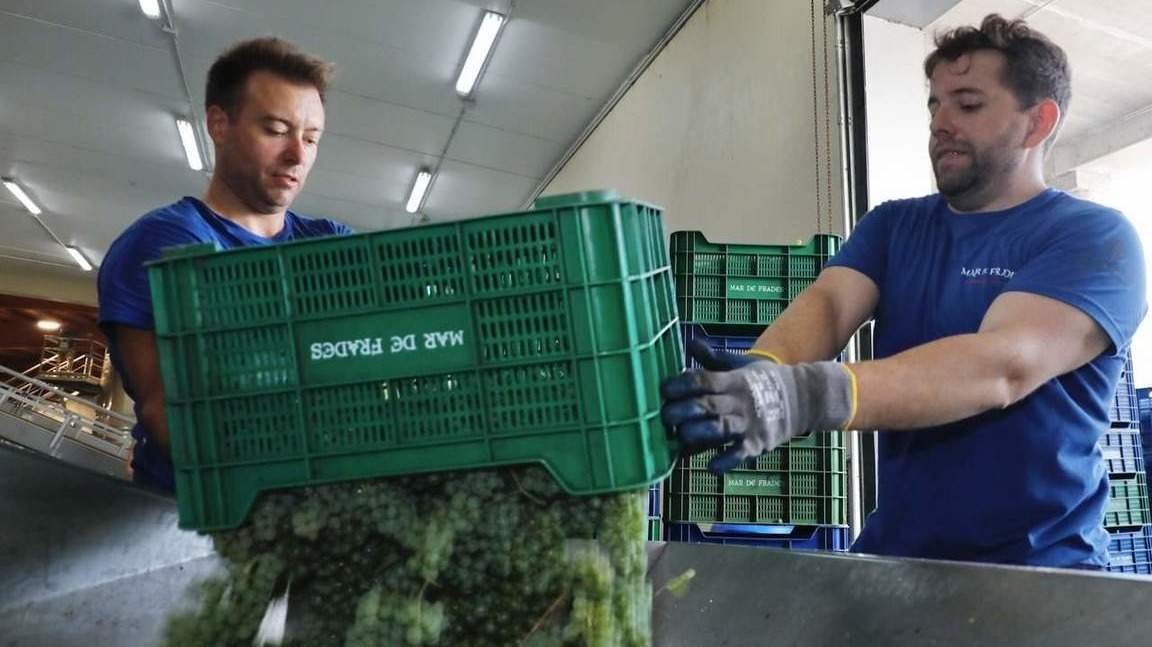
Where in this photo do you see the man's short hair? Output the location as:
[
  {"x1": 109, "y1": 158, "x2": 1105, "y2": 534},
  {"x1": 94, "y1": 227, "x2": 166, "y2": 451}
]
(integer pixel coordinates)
[
  {"x1": 925, "y1": 14, "x2": 1070, "y2": 125},
  {"x1": 205, "y1": 37, "x2": 334, "y2": 115}
]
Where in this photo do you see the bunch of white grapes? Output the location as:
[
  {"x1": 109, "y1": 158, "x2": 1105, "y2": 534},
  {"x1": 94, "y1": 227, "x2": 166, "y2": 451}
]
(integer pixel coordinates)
[{"x1": 163, "y1": 466, "x2": 652, "y2": 646}]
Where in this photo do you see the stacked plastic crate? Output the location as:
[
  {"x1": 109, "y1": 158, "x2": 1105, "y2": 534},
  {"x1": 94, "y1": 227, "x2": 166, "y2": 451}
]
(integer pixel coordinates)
[
  {"x1": 647, "y1": 481, "x2": 663, "y2": 540},
  {"x1": 1138, "y1": 385, "x2": 1152, "y2": 478},
  {"x1": 145, "y1": 191, "x2": 684, "y2": 532},
  {"x1": 1105, "y1": 354, "x2": 1152, "y2": 575},
  {"x1": 659, "y1": 231, "x2": 849, "y2": 551}
]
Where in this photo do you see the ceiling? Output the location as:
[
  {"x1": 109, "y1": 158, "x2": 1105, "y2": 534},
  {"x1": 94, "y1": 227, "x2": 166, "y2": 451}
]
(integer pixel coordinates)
[
  {"x1": 0, "y1": 0, "x2": 694, "y2": 277},
  {"x1": 867, "y1": 0, "x2": 964, "y2": 28},
  {"x1": 4, "y1": 0, "x2": 1152, "y2": 287},
  {"x1": 925, "y1": 0, "x2": 1152, "y2": 153}
]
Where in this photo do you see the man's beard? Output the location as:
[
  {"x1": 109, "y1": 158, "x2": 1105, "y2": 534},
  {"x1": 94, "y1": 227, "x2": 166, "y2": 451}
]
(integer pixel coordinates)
[
  {"x1": 220, "y1": 162, "x2": 290, "y2": 214},
  {"x1": 935, "y1": 151, "x2": 981, "y2": 197},
  {"x1": 933, "y1": 142, "x2": 1016, "y2": 211}
]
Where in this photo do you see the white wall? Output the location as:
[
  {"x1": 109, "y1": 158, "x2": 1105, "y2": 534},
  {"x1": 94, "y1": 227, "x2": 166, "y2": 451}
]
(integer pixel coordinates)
[
  {"x1": 542, "y1": 0, "x2": 844, "y2": 243},
  {"x1": 862, "y1": 15, "x2": 934, "y2": 208},
  {"x1": 0, "y1": 258, "x2": 96, "y2": 306}
]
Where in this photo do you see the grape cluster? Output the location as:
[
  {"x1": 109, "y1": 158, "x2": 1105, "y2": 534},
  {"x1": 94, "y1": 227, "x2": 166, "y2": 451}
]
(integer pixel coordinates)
[{"x1": 162, "y1": 467, "x2": 652, "y2": 646}]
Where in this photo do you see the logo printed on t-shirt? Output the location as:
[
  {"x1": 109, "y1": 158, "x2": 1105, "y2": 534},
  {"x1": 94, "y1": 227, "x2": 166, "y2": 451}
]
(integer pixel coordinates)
[{"x1": 960, "y1": 265, "x2": 1015, "y2": 285}]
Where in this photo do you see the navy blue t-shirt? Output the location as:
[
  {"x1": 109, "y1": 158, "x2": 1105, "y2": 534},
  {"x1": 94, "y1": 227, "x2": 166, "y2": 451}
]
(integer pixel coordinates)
[
  {"x1": 98, "y1": 197, "x2": 351, "y2": 491},
  {"x1": 830, "y1": 189, "x2": 1146, "y2": 567}
]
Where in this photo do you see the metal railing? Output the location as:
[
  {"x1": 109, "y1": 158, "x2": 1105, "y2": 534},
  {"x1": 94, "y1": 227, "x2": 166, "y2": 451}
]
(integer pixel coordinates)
[
  {"x1": 35, "y1": 335, "x2": 109, "y2": 386},
  {"x1": 0, "y1": 363, "x2": 134, "y2": 466}
]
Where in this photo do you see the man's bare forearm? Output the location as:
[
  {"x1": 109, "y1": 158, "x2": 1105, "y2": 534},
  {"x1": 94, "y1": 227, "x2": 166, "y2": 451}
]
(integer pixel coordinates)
[
  {"x1": 847, "y1": 332, "x2": 1020, "y2": 430},
  {"x1": 750, "y1": 267, "x2": 878, "y2": 365},
  {"x1": 111, "y1": 325, "x2": 172, "y2": 453},
  {"x1": 754, "y1": 286, "x2": 853, "y2": 364},
  {"x1": 139, "y1": 396, "x2": 171, "y2": 453},
  {"x1": 847, "y1": 292, "x2": 1111, "y2": 431}
]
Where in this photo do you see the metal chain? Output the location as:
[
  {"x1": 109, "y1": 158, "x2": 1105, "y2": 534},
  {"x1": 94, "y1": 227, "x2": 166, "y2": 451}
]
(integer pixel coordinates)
[
  {"x1": 821, "y1": 4, "x2": 835, "y2": 235},
  {"x1": 809, "y1": 0, "x2": 823, "y2": 233}
]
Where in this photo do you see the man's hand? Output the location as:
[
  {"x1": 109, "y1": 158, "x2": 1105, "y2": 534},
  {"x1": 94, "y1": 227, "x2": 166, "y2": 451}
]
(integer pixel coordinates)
[{"x1": 661, "y1": 339, "x2": 856, "y2": 473}]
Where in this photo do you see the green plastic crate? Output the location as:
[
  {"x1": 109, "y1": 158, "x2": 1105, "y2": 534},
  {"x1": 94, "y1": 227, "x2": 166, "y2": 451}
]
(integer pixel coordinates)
[
  {"x1": 671, "y1": 232, "x2": 841, "y2": 326},
  {"x1": 664, "y1": 431, "x2": 847, "y2": 526},
  {"x1": 148, "y1": 191, "x2": 683, "y2": 531},
  {"x1": 1105, "y1": 473, "x2": 1150, "y2": 529}
]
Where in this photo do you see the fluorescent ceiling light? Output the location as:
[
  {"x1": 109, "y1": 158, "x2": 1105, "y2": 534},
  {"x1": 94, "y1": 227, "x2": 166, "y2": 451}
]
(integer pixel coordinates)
[
  {"x1": 66, "y1": 246, "x2": 93, "y2": 272},
  {"x1": 405, "y1": 170, "x2": 432, "y2": 214},
  {"x1": 175, "y1": 118, "x2": 204, "y2": 171},
  {"x1": 36, "y1": 320, "x2": 61, "y2": 332},
  {"x1": 455, "y1": 11, "x2": 506, "y2": 97},
  {"x1": 2, "y1": 178, "x2": 42, "y2": 215},
  {"x1": 139, "y1": 0, "x2": 162, "y2": 20}
]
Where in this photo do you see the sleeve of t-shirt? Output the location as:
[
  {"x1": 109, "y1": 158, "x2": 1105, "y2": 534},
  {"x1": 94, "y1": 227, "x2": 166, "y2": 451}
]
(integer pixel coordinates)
[
  {"x1": 296, "y1": 216, "x2": 353, "y2": 237},
  {"x1": 98, "y1": 217, "x2": 205, "y2": 331},
  {"x1": 1004, "y1": 207, "x2": 1147, "y2": 355},
  {"x1": 824, "y1": 201, "x2": 893, "y2": 288},
  {"x1": 329, "y1": 219, "x2": 354, "y2": 235}
]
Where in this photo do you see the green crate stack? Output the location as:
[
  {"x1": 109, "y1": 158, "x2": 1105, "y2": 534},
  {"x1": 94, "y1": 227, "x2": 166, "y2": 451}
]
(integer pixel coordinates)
[
  {"x1": 1104, "y1": 460, "x2": 1152, "y2": 572},
  {"x1": 670, "y1": 231, "x2": 840, "y2": 327},
  {"x1": 664, "y1": 431, "x2": 847, "y2": 526},
  {"x1": 1106, "y1": 472, "x2": 1151, "y2": 530},
  {"x1": 664, "y1": 231, "x2": 847, "y2": 532},
  {"x1": 1105, "y1": 467, "x2": 1150, "y2": 575},
  {"x1": 1103, "y1": 352, "x2": 1152, "y2": 573},
  {"x1": 148, "y1": 191, "x2": 682, "y2": 532}
]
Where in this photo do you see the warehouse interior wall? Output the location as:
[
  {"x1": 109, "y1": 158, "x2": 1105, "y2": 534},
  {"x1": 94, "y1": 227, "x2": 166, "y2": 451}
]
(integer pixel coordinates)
[
  {"x1": 863, "y1": 15, "x2": 934, "y2": 208},
  {"x1": 0, "y1": 259, "x2": 96, "y2": 306},
  {"x1": 541, "y1": 0, "x2": 845, "y2": 244}
]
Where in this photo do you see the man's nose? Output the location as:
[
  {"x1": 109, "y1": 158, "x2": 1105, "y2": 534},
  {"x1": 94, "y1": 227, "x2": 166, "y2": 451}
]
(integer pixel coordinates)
[
  {"x1": 930, "y1": 106, "x2": 954, "y2": 137},
  {"x1": 281, "y1": 136, "x2": 304, "y2": 165}
]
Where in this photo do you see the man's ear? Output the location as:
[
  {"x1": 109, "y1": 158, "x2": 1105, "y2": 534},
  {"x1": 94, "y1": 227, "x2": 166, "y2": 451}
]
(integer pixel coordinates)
[
  {"x1": 204, "y1": 105, "x2": 229, "y2": 146},
  {"x1": 1023, "y1": 98, "x2": 1060, "y2": 150}
]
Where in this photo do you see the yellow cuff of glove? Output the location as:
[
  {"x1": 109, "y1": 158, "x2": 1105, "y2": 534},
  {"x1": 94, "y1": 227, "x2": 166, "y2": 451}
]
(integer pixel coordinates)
[
  {"x1": 745, "y1": 350, "x2": 859, "y2": 431},
  {"x1": 746, "y1": 349, "x2": 784, "y2": 364},
  {"x1": 839, "y1": 364, "x2": 859, "y2": 431}
]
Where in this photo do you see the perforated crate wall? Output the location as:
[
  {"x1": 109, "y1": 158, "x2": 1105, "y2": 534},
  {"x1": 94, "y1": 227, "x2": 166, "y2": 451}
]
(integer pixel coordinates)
[
  {"x1": 663, "y1": 431, "x2": 848, "y2": 526},
  {"x1": 671, "y1": 231, "x2": 840, "y2": 327},
  {"x1": 150, "y1": 192, "x2": 682, "y2": 531}
]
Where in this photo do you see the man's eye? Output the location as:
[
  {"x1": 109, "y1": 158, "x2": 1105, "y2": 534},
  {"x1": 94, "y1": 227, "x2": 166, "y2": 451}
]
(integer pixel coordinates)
[
  {"x1": 960, "y1": 104, "x2": 982, "y2": 112},
  {"x1": 267, "y1": 128, "x2": 288, "y2": 136}
]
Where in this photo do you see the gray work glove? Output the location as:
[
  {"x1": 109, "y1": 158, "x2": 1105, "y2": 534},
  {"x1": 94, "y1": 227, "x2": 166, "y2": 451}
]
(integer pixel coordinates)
[{"x1": 660, "y1": 339, "x2": 857, "y2": 473}]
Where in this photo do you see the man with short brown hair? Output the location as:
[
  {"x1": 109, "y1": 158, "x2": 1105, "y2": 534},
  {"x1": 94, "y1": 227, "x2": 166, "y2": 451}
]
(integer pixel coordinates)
[
  {"x1": 662, "y1": 14, "x2": 1147, "y2": 568},
  {"x1": 99, "y1": 38, "x2": 350, "y2": 492}
]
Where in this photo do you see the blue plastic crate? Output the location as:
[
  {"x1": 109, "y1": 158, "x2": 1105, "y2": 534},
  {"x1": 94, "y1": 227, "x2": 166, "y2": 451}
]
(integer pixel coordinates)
[
  {"x1": 648, "y1": 481, "x2": 662, "y2": 518},
  {"x1": 646, "y1": 481, "x2": 663, "y2": 540},
  {"x1": 1110, "y1": 356, "x2": 1138, "y2": 423},
  {"x1": 1106, "y1": 526, "x2": 1152, "y2": 575},
  {"x1": 1102, "y1": 426, "x2": 1144, "y2": 475},
  {"x1": 1138, "y1": 387, "x2": 1152, "y2": 475},
  {"x1": 665, "y1": 522, "x2": 851, "y2": 550},
  {"x1": 680, "y1": 323, "x2": 763, "y2": 369}
]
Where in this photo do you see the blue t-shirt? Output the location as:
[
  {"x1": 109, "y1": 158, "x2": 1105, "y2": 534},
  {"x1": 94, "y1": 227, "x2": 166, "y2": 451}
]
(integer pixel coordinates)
[
  {"x1": 98, "y1": 197, "x2": 351, "y2": 491},
  {"x1": 830, "y1": 189, "x2": 1146, "y2": 567}
]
